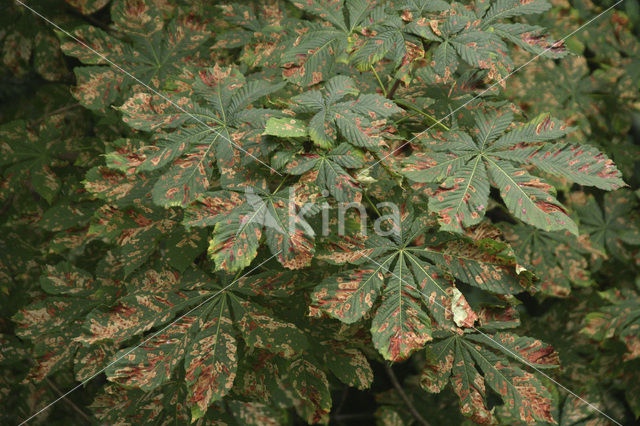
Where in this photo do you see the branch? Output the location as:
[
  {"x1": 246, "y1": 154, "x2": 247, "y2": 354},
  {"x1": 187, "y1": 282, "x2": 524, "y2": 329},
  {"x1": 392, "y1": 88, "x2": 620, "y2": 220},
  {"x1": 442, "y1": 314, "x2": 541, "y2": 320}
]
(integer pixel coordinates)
[
  {"x1": 45, "y1": 378, "x2": 91, "y2": 422},
  {"x1": 385, "y1": 364, "x2": 431, "y2": 426},
  {"x1": 370, "y1": 65, "x2": 387, "y2": 97},
  {"x1": 34, "y1": 103, "x2": 82, "y2": 124},
  {"x1": 394, "y1": 99, "x2": 450, "y2": 131},
  {"x1": 333, "y1": 387, "x2": 349, "y2": 425},
  {"x1": 332, "y1": 413, "x2": 374, "y2": 421},
  {"x1": 386, "y1": 79, "x2": 401, "y2": 100}
]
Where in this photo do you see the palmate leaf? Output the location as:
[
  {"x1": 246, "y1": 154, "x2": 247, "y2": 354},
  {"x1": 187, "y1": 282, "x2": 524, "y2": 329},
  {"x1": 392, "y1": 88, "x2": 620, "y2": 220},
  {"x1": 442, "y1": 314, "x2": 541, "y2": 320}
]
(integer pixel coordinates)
[
  {"x1": 91, "y1": 382, "x2": 191, "y2": 424},
  {"x1": 87, "y1": 203, "x2": 182, "y2": 277},
  {"x1": 280, "y1": 0, "x2": 416, "y2": 86},
  {"x1": 290, "y1": 75, "x2": 401, "y2": 150},
  {"x1": 0, "y1": 116, "x2": 82, "y2": 204},
  {"x1": 310, "y1": 209, "x2": 529, "y2": 361},
  {"x1": 120, "y1": 66, "x2": 285, "y2": 206},
  {"x1": 281, "y1": 0, "x2": 380, "y2": 86},
  {"x1": 12, "y1": 262, "x2": 120, "y2": 382},
  {"x1": 74, "y1": 264, "x2": 311, "y2": 421},
  {"x1": 397, "y1": 0, "x2": 564, "y2": 85},
  {"x1": 184, "y1": 182, "x2": 321, "y2": 272},
  {"x1": 0, "y1": 3, "x2": 68, "y2": 81},
  {"x1": 501, "y1": 223, "x2": 596, "y2": 297},
  {"x1": 573, "y1": 190, "x2": 640, "y2": 261},
  {"x1": 308, "y1": 324, "x2": 374, "y2": 390},
  {"x1": 278, "y1": 0, "x2": 564, "y2": 88},
  {"x1": 59, "y1": 2, "x2": 210, "y2": 110},
  {"x1": 583, "y1": 288, "x2": 640, "y2": 361},
  {"x1": 348, "y1": 4, "x2": 437, "y2": 84},
  {"x1": 421, "y1": 331, "x2": 559, "y2": 424},
  {"x1": 402, "y1": 112, "x2": 624, "y2": 234},
  {"x1": 275, "y1": 142, "x2": 365, "y2": 202}
]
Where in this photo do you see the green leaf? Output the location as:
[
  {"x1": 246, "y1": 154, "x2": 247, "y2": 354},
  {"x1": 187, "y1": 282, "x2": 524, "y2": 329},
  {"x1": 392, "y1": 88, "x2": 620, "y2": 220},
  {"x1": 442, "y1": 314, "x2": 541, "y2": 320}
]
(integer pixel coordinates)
[
  {"x1": 312, "y1": 212, "x2": 503, "y2": 361},
  {"x1": 105, "y1": 316, "x2": 198, "y2": 390},
  {"x1": 371, "y1": 254, "x2": 433, "y2": 361},
  {"x1": 292, "y1": 75, "x2": 401, "y2": 149},
  {"x1": 429, "y1": 157, "x2": 490, "y2": 232},
  {"x1": 421, "y1": 332, "x2": 557, "y2": 424},
  {"x1": 285, "y1": 357, "x2": 332, "y2": 424},
  {"x1": 264, "y1": 117, "x2": 308, "y2": 137},
  {"x1": 60, "y1": 10, "x2": 210, "y2": 110},
  {"x1": 185, "y1": 298, "x2": 237, "y2": 420},
  {"x1": 482, "y1": 0, "x2": 552, "y2": 25},
  {"x1": 501, "y1": 223, "x2": 594, "y2": 297},
  {"x1": 486, "y1": 158, "x2": 577, "y2": 234},
  {"x1": 574, "y1": 190, "x2": 640, "y2": 261},
  {"x1": 121, "y1": 67, "x2": 283, "y2": 205},
  {"x1": 78, "y1": 287, "x2": 202, "y2": 345},
  {"x1": 208, "y1": 209, "x2": 263, "y2": 272},
  {"x1": 400, "y1": 112, "x2": 617, "y2": 234},
  {"x1": 311, "y1": 263, "x2": 387, "y2": 324},
  {"x1": 232, "y1": 298, "x2": 309, "y2": 358}
]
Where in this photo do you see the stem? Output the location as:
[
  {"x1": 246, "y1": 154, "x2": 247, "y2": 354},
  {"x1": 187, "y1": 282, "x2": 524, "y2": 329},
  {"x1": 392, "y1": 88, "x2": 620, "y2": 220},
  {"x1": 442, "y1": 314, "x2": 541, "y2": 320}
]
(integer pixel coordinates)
[
  {"x1": 393, "y1": 111, "x2": 421, "y2": 125},
  {"x1": 333, "y1": 387, "x2": 349, "y2": 425},
  {"x1": 364, "y1": 192, "x2": 381, "y2": 218},
  {"x1": 45, "y1": 378, "x2": 91, "y2": 422},
  {"x1": 273, "y1": 176, "x2": 288, "y2": 193},
  {"x1": 35, "y1": 103, "x2": 81, "y2": 123},
  {"x1": 394, "y1": 99, "x2": 450, "y2": 131},
  {"x1": 370, "y1": 65, "x2": 387, "y2": 97},
  {"x1": 386, "y1": 79, "x2": 401, "y2": 100},
  {"x1": 332, "y1": 413, "x2": 374, "y2": 421},
  {"x1": 385, "y1": 364, "x2": 431, "y2": 426}
]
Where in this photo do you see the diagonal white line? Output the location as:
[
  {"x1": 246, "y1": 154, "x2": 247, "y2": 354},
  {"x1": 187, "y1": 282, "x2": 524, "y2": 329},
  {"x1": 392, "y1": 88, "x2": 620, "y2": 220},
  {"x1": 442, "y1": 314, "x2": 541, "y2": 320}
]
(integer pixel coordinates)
[
  {"x1": 14, "y1": 0, "x2": 282, "y2": 176},
  {"x1": 364, "y1": 0, "x2": 625, "y2": 173},
  {"x1": 18, "y1": 252, "x2": 282, "y2": 425},
  {"x1": 358, "y1": 250, "x2": 623, "y2": 425}
]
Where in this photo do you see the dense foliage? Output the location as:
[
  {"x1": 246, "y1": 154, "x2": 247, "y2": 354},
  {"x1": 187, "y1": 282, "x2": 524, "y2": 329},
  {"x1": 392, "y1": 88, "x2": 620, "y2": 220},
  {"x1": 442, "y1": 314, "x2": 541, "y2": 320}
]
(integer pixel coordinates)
[{"x1": 1, "y1": 0, "x2": 640, "y2": 424}]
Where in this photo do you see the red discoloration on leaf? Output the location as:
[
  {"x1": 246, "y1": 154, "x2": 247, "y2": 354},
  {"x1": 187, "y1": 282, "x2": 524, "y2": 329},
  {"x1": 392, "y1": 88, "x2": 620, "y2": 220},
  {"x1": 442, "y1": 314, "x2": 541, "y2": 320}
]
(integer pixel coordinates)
[
  {"x1": 185, "y1": 301, "x2": 236, "y2": 419},
  {"x1": 310, "y1": 267, "x2": 384, "y2": 323}
]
